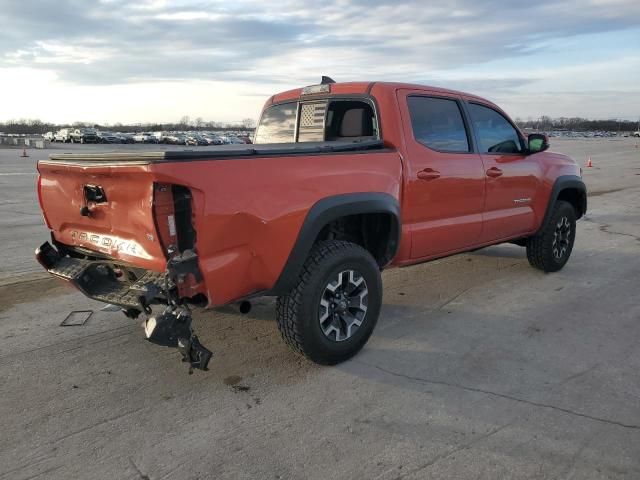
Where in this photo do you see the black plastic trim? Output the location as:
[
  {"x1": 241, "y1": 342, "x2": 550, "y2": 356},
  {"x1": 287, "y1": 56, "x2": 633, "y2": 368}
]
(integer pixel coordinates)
[
  {"x1": 268, "y1": 192, "x2": 401, "y2": 295},
  {"x1": 538, "y1": 175, "x2": 587, "y2": 233}
]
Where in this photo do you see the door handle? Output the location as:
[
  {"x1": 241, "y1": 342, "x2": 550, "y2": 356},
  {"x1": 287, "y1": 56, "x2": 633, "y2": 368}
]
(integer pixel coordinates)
[
  {"x1": 486, "y1": 167, "x2": 503, "y2": 178},
  {"x1": 417, "y1": 168, "x2": 440, "y2": 180}
]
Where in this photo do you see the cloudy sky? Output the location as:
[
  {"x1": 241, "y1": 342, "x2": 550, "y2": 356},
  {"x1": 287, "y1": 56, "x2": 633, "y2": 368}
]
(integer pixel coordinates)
[{"x1": 1, "y1": 0, "x2": 639, "y2": 124}]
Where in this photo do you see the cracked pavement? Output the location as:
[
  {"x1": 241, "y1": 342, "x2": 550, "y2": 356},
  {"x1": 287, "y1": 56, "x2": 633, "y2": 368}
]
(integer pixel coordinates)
[{"x1": 0, "y1": 138, "x2": 639, "y2": 479}]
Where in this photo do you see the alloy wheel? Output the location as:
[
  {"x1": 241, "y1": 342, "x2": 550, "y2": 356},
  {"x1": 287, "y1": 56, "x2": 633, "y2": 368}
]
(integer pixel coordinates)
[
  {"x1": 552, "y1": 216, "x2": 571, "y2": 259},
  {"x1": 319, "y1": 270, "x2": 368, "y2": 342}
]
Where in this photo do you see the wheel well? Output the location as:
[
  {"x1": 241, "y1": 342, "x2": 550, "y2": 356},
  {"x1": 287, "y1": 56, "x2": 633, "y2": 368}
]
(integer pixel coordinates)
[
  {"x1": 315, "y1": 213, "x2": 397, "y2": 267},
  {"x1": 557, "y1": 188, "x2": 586, "y2": 219}
]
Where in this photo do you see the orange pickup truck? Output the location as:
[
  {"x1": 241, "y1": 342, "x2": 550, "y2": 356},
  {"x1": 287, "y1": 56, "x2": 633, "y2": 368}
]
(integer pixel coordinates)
[{"x1": 36, "y1": 79, "x2": 586, "y2": 371}]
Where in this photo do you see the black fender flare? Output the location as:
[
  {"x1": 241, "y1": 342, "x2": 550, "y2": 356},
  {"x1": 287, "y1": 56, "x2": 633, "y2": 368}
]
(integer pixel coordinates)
[
  {"x1": 538, "y1": 175, "x2": 587, "y2": 233},
  {"x1": 269, "y1": 192, "x2": 401, "y2": 295}
]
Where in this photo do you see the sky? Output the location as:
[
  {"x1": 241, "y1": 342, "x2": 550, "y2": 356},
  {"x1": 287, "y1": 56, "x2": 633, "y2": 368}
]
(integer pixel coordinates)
[{"x1": 1, "y1": 0, "x2": 639, "y2": 125}]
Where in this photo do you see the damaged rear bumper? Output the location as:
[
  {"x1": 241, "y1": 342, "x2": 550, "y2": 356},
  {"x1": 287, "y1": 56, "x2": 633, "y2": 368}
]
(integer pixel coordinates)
[
  {"x1": 37, "y1": 241, "x2": 213, "y2": 372},
  {"x1": 35, "y1": 241, "x2": 170, "y2": 311}
]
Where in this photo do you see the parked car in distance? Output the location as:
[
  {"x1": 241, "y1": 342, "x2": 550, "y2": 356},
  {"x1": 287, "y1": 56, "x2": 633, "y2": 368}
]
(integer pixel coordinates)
[
  {"x1": 164, "y1": 133, "x2": 188, "y2": 145},
  {"x1": 133, "y1": 133, "x2": 158, "y2": 143},
  {"x1": 186, "y1": 134, "x2": 209, "y2": 146},
  {"x1": 116, "y1": 133, "x2": 135, "y2": 144},
  {"x1": 203, "y1": 135, "x2": 224, "y2": 145},
  {"x1": 633, "y1": 131, "x2": 640, "y2": 137},
  {"x1": 53, "y1": 128, "x2": 72, "y2": 143},
  {"x1": 70, "y1": 128, "x2": 98, "y2": 144},
  {"x1": 97, "y1": 131, "x2": 122, "y2": 144},
  {"x1": 43, "y1": 131, "x2": 55, "y2": 142},
  {"x1": 151, "y1": 132, "x2": 167, "y2": 143}
]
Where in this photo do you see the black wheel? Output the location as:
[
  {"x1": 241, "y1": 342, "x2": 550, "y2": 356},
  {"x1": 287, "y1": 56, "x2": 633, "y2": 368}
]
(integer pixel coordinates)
[
  {"x1": 526, "y1": 200, "x2": 576, "y2": 272},
  {"x1": 276, "y1": 240, "x2": 382, "y2": 365}
]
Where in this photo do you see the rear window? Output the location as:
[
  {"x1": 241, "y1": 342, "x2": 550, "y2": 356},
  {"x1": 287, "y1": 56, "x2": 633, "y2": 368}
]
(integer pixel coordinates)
[
  {"x1": 254, "y1": 98, "x2": 378, "y2": 144},
  {"x1": 254, "y1": 102, "x2": 297, "y2": 144},
  {"x1": 407, "y1": 96, "x2": 469, "y2": 152}
]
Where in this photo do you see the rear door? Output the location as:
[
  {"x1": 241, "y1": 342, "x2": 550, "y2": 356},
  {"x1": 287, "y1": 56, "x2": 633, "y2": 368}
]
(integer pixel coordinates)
[
  {"x1": 464, "y1": 101, "x2": 541, "y2": 242},
  {"x1": 398, "y1": 90, "x2": 485, "y2": 259}
]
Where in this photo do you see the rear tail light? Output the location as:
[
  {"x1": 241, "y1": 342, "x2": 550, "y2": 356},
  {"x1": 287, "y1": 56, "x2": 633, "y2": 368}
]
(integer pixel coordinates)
[
  {"x1": 171, "y1": 185, "x2": 195, "y2": 252},
  {"x1": 153, "y1": 183, "x2": 178, "y2": 258},
  {"x1": 152, "y1": 183, "x2": 195, "y2": 258}
]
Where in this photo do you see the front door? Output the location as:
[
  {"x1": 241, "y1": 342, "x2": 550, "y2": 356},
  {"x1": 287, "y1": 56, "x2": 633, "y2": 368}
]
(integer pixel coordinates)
[
  {"x1": 465, "y1": 101, "x2": 541, "y2": 242},
  {"x1": 399, "y1": 90, "x2": 486, "y2": 259}
]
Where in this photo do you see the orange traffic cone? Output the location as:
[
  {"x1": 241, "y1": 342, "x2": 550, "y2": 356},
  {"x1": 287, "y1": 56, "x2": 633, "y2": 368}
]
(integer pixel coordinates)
[
  {"x1": 586, "y1": 156, "x2": 592, "y2": 168},
  {"x1": 20, "y1": 147, "x2": 28, "y2": 158}
]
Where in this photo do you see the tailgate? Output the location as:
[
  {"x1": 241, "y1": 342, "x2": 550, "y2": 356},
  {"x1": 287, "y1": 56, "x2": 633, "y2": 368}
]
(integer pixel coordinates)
[{"x1": 37, "y1": 160, "x2": 168, "y2": 272}]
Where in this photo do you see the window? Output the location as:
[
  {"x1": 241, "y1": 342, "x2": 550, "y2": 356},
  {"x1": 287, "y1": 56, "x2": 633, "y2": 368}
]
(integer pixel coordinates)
[
  {"x1": 407, "y1": 96, "x2": 469, "y2": 152},
  {"x1": 468, "y1": 103, "x2": 522, "y2": 154},
  {"x1": 254, "y1": 98, "x2": 379, "y2": 144},
  {"x1": 254, "y1": 102, "x2": 297, "y2": 144},
  {"x1": 325, "y1": 100, "x2": 377, "y2": 141}
]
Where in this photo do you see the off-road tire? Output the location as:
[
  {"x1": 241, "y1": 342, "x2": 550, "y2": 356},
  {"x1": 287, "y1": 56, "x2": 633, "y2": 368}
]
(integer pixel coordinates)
[
  {"x1": 526, "y1": 200, "x2": 576, "y2": 272},
  {"x1": 276, "y1": 240, "x2": 382, "y2": 365}
]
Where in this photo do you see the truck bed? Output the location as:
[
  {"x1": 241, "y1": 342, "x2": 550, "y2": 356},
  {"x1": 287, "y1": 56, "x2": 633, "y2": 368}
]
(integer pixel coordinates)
[{"x1": 44, "y1": 139, "x2": 385, "y2": 165}]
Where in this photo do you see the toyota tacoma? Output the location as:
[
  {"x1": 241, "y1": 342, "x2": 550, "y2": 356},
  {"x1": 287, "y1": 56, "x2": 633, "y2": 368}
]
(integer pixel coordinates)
[{"x1": 35, "y1": 79, "x2": 586, "y2": 371}]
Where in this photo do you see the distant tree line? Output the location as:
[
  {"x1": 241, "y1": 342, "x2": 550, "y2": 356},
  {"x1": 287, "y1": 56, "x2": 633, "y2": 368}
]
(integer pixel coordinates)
[
  {"x1": 0, "y1": 116, "x2": 257, "y2": 135},
  {"x1": 515, "y1": 116, "x2": 639, "y2": 132}
]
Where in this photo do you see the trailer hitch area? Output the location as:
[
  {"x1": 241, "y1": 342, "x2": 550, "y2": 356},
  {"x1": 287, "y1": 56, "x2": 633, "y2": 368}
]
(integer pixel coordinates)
[{"x1": 143, "y1": 305, "x2": 212, "y2": 373}]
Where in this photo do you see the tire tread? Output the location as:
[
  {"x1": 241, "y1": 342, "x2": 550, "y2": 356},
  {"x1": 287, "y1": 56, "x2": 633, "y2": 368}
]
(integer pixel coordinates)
[
  {"x1": 276, "y1": 240, "x2": 378, "y2": 363},
  {"x1": 526, "y1": 200, "x2": 575, "y2": 272}
]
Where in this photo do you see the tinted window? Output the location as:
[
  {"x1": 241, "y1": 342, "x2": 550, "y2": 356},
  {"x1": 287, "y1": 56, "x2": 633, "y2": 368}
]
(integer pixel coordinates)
[
  {"x1": 407, "y1": 96, "x2": 469, "y2": 152},
  {"x1": 254, "y1": 103, "x2": 297, "y2": 144},
  {"x1": 468, "y1": 103, "x2": 522, "y2": 154},
  {"x1": 325, "y1": 100, "x2": 377, "y2": 140}
]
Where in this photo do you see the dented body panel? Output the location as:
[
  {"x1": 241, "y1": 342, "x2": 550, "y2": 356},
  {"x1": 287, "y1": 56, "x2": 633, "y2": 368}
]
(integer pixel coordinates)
[
  {"x1": 38, "y1": 163, "x2": 166, "y2": 271},
  {"x1": 37, "y1": 147, "x2": 402, "y2": 307},
  {"x1": 149, "y1": 150, "x2": 402, "y2": 305}
]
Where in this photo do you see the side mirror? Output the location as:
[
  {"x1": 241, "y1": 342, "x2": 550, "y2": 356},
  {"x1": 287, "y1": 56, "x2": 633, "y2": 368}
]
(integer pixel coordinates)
[{"x1": 528, "y1": 133, "x2": 549, "y2": 154}]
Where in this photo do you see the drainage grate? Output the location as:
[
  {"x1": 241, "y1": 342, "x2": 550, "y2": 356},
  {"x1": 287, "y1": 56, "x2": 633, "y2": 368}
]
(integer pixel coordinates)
[{"x1": 61, "y1": 310, "x2": 93, "y2": 327}]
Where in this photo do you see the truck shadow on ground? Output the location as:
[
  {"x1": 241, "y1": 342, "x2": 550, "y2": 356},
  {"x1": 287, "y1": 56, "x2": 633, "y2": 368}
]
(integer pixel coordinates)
[
  {"x1": 468, "y1": 244, "x2": 528, "y2": 259},
  {"x1": 208, "y1": 244, "x2": 531, "y2": 325}
]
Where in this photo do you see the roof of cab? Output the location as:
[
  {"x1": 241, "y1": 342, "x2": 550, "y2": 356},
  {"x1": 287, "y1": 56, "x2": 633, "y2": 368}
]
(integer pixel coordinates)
[{"x1": 269, "y1": 81, "x2": 492, "y2": 106}]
